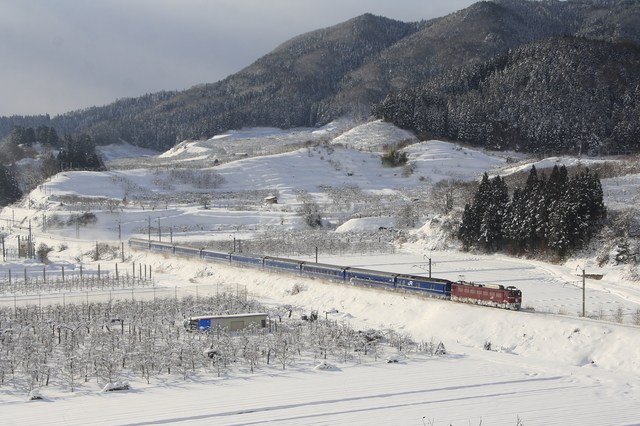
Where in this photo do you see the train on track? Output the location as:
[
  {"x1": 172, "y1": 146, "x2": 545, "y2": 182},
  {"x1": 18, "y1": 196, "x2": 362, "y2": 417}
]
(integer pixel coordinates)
[{"x1": 129, "y1": 238, "x2": 522, "y2": 310}]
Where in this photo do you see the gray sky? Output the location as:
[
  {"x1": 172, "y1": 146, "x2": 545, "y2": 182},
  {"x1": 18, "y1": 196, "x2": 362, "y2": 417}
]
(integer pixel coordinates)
[{"x1": 0, "y1": 0, "x2": 477, "y2": 117}]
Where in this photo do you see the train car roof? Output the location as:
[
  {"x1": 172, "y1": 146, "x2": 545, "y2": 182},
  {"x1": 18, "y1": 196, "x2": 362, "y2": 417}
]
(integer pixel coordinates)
[
  {"x1": 230, "y1": 252, "x2": 264, "y2": 258},
  {"x1": 264, "y1": 256, "x2": 304, "y2": 263},
  {"x1": 345, "y1": 267, "x2": 397, "y2": 277},
  {"x1": 396, "y1": 274, "x2": 451, "y2": 283},
  {"x1": 301, "y1": 261, "x2": 347, "y2": 270},
  {"x1": 188, "y1": 313, "x2": 268, "y2": 320},
  {"x1": 454, "y1": 281, "x2": 506, "y2": 290}
]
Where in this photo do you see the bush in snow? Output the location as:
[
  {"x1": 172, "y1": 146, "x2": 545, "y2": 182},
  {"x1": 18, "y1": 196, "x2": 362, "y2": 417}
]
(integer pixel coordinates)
[
  {"x1": 36, "y1": 243, "x2": 53, "y2": 263},
  {"x1": 28, "y1": 389, "x2": 43, "y2": 400},
  {"x1": 614, "y1": 306, "x2": 625, "y2": 323},
  {"x1": 418, "y1": 339, "x2": 447, "y2": 356},
  {"x1": 314, "y1": 360, "x2": 339, "y2": 371},
  {"x1": 296, "y1": 191, "x2": 323, "y2": 228},
  {"x1": 289, "y1": 283, "x2": 305, "y2": 295},
  {"x1": 380, "y1": 148, "x2": 407, "y2": 167},
  {"x1": 88, "y1": 242, "x2": 120, "y2": 261},
  {"x1": 101, "y1": 381, "x2": 130, "y2": 392},
  {"x1": 67, "y1": 212, "x2": 97, "y2": 227}
]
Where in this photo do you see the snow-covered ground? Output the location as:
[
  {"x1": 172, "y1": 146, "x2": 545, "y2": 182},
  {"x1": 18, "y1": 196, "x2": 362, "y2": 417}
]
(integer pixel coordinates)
[{"x1": 2, "y1": 122, "x2": 640, "y2": 425}]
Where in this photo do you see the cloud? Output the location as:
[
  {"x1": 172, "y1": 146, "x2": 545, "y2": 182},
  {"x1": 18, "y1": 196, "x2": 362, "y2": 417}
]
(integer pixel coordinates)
[{"x1": 0, "y1": 0, "x2": 476, "y2": 116}]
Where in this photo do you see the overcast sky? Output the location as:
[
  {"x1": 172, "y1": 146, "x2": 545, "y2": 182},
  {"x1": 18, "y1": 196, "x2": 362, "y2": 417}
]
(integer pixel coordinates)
[{"x1": 0, "y1": 0, "x2": 478, "y2": 117}]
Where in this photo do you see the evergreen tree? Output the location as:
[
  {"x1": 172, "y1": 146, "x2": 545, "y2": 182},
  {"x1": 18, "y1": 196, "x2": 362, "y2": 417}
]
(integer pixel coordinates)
[
  {"x1": 41, "y1": 153, "x2": 60, "y2": 179},
  {"x1": 520, "y1": 166, "x2": 542, "y2": 251},
  {"x1": 36, "y1": 125, "x2": 60, "y2": 146},
  {"x1": 458, "y1": 203, "x2": 477, "y2": 251},
  {"x1": 57, "y1": 134, "x2": 102, "y2": 171},
  {"x1": 568, "y1": 169, "x2": 607, "y2": 250},
  {"x1": 0, "y1": 164, "x2": 22, "y2": 206},
  {"x1": 479, "y1": 176, "x2": 509, "y2": 251},
  {"x1": 459, "y1": 165, "x2": 605, "y2": 259},
  {"x1": 504, "y1": 187, "x2": 526, "y2": 253},
  {"x1": 545, "y1": 165, "x2": 571, "y2": 256}
]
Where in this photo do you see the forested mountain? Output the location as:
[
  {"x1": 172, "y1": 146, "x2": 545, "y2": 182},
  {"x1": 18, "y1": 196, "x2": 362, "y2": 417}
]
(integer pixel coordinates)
[
  {"x1": 2, "y1": 0, "x2": 639, "y2": 153},
  {"x1": 373, "y1": 37, "x2": 640, "y2": 154}
]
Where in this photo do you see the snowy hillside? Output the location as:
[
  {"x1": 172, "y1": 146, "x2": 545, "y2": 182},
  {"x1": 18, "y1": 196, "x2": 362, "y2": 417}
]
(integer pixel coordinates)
[{"x1": 1, "y1": 121, "x2": 640, "y2": 425}]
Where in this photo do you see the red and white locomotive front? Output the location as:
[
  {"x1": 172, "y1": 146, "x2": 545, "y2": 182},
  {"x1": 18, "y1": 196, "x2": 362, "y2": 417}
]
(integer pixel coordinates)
[{"x1": 451, "y1": 281, "x2": 522, "y2": 310}]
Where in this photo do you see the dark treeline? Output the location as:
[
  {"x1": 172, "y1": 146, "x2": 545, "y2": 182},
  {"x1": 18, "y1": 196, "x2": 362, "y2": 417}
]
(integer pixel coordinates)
[
  {"x1": 1, "y1": 125, "x2": 101, "y2": 173},
  {"x1": 458, "y1": 165, "x2": 606, "y2": 259},
  {"x1": 0, "y1": 115, "x2": 52, "y2": 141},
  {"x1": 373, "y1": 37, "x2": 640, "y2": 155},
  {"x1": 8, "y1": 124, "x2": 60, "y2": 146},
  {"x1": 0, "y1": 164, "x2": 22, "y2": 206},
  {"x1": 0, "y1": 125, "x2": 102, "y2": 207},
  {"x1": 56, "y1": 134, "x2": 103, "y2": 172}
]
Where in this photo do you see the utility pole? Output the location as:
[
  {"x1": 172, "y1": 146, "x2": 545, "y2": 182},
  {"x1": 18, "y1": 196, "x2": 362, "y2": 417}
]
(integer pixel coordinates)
[
  {"x1": 423, "y1": 253, "x2": 432, "y2": 278},
  {"x1": 582, "y1": 267, "x2": 586, "y2": 317},
  {"x1": 28, "y1": 220, "x2": 33, "y2": 259},
  {"x1": 577, "y1": 266, "x2": 604, "y2": 317}
]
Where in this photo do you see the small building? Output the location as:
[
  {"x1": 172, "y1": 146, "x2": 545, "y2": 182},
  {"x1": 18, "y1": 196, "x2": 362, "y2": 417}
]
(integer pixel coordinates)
[
  {"x1": 264, "y1": 195, "x2": 278, "y2": 204},
  {"x1": 184, "y1": 313, "x2": 268, "y2": 332}
]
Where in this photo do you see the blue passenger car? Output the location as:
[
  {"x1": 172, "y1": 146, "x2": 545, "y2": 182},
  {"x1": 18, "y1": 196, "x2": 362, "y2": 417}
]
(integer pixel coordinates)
[
  {"x1": 395, "y1": 275, "x2": 452, "y2": 298},
  {"x1": 173, "y1": 245, "x2": 201, "y2": 258},
  {"x1": 345, "y1": 267, "x2": 396, "y2": 288},
  {"x1": 129, "y1": 238, "x2": 150, "y2": 250},
  {"x1": 202, "y1": 249, "x2": 231, "y2": 262},
  {"x1": 301, "y1": 262, "x2": 346, "y2": 281},
  {"x1": 230, "y1": 253, "x2": 264, "y2": 267},
  {"x1": 263, "y1": 256, "x2": 303, "y2": 273},
  {"x1": 150, "y1": 241, "x2": 175, "y2": 254}
]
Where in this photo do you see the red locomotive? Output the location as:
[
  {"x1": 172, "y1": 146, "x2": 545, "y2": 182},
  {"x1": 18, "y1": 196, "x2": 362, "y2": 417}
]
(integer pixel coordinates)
[{"x1": 451, "y1": 281, "x2": 522, "y2": 310}]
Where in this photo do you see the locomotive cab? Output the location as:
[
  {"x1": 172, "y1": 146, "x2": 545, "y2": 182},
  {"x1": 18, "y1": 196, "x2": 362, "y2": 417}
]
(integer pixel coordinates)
[{"x1": 505, "y1": 286, "x2": 522, "y2": 310}]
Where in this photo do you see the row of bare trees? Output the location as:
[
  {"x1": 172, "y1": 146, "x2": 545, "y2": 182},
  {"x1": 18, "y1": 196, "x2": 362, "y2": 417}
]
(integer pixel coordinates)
[{"x1": 0, "y1": 294, "x2": 443, "y2": 394}]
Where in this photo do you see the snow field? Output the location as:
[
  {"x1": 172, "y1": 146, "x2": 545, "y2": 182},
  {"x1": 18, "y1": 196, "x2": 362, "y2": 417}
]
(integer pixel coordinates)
[{"x1": 1, "y1": 122, "x2": 640, "y2": 424}]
